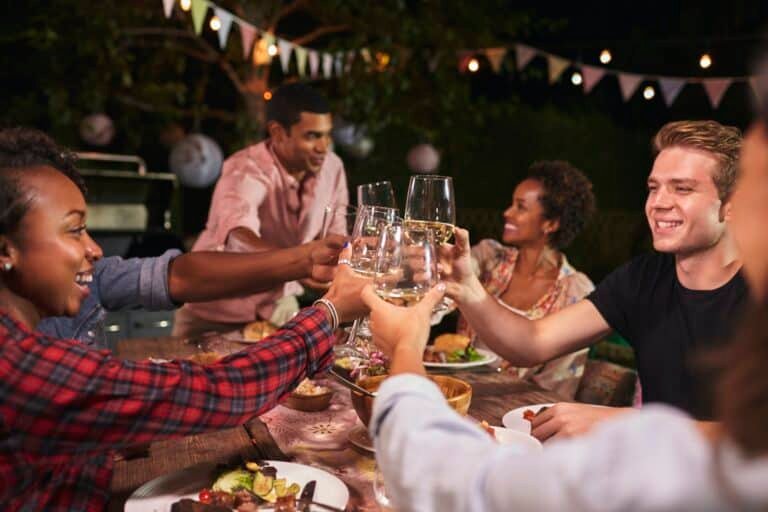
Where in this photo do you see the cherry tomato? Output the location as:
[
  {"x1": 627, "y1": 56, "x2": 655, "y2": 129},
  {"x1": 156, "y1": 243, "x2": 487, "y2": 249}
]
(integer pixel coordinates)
[{"x1": 198, "y1": 488, "x2": 212, "y2": 504}]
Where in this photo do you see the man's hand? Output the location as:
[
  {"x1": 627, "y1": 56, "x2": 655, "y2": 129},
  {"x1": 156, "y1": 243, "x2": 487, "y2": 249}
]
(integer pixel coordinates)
[
  {"x1": 360, "y1": 283, "x2": 445, "y2": 375},
  {"x1": 304, "y1": 234, "x2": 347, "y2": 285},
  {"x1": 439, "y1": 228, "x2": 486, "y2": 305},
  {"x1": 530, "y1": 402, "x2": 629, "y2": 442}
]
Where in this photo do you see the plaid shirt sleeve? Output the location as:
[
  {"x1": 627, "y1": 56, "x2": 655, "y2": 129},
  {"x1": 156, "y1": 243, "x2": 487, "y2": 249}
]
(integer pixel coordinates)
[{"x1": 0, "y1": 306, "x2": 333, "y2": 455}]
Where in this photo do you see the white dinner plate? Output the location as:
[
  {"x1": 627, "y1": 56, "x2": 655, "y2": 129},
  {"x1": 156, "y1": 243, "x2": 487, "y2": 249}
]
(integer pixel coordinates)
[
  {"x1": 491, "y1": 427, "x2": 543, "y2": 452},
  {"x1": 423, "y1": 348, "x2": 498, "y2": 369},
  {"x1": 501, "y1": 403, "x2": 555, "y2": 434},
  {"x1": 124, "y1": 460, "x2": 349, "y2": 512}
]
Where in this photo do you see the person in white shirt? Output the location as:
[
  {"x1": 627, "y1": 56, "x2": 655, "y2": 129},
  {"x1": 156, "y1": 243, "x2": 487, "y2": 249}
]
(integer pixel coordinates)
[{"x1": 359, "y1": 118, "x2": 768, "y2": 511}]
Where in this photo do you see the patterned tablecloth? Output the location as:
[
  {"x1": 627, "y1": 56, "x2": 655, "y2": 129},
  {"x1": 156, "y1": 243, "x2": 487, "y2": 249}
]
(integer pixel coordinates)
[{"x1": 260, "y1": 378, "x2": 381, "y2": 511}]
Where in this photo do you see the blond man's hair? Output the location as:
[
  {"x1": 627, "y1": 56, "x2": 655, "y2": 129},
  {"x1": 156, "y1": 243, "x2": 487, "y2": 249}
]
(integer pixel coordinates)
[{"x1": 653, "y1": 120, "x2": 742, "y2": 201}]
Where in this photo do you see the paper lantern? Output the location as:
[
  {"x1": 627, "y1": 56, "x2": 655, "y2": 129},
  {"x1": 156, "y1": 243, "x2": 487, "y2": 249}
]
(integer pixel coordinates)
[
  {"x1": 332, "y1": 121, "x2": 374, "y2": 158},
  {"x1": 169, "y1": 134, "x2": 223, "y2": 188},
  {"x1": 406, "y1": 143, "x2": 440, "y2": 173},
  {"x1": 79, "y1": 113, "x2": 115, "y2": 146}
]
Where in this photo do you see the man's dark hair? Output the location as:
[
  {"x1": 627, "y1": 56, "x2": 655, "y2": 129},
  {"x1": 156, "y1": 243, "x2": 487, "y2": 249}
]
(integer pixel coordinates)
[
  {"x1": 0, "y1": 127, "x2": 85, "y2": 235},
  {"x1": 266, "y1": 83, "x2": 331, "y2": 131},
  {"x1": 527, "y1": 160, "x2": 596, "y2": 250}
]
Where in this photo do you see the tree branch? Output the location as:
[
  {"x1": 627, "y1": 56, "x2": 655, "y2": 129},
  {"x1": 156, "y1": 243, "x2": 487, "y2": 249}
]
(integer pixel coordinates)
[
  {"x1": 290, "y1": 24, "x2": 349, "y2": 46},
  {"x1": 114, "y1": 94, "x2": 238, "y2": 122},
  {"x1": 271, "y1": 0, "x2": 310, "y2": 28}
]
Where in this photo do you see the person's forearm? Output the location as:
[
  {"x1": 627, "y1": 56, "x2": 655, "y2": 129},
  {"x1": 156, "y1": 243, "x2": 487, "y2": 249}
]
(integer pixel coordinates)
[
  {"x1": 388, "y1": 345, "x2": 427, "y2": 376},
  {"x1": 167, "y1": 247, "x2": 312, "y2": 303}
]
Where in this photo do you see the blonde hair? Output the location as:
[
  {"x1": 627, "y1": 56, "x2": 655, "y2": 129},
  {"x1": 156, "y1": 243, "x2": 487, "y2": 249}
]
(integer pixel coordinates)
[{"x1": 653, "y1": 120, "x2": 742, "y2": 201}]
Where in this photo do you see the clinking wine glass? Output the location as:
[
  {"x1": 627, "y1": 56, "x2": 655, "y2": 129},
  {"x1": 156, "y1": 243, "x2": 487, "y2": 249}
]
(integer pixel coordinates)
[
  {"x1": 403, "y1": 175, "x2": 456, "y2": 311},
  {"x1": 357, "y1": 181, "x2": 397, "y2": 209}
]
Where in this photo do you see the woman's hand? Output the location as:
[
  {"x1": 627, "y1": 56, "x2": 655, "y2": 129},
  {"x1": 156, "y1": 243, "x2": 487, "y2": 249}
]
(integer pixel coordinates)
[
  {"x1": 361, "y1": 283, "x2": 445, "y2": 375},
  {"x1": 439, "y1": 228, "x2": 486, "y2": 305},
  {"x1": 321, "y1": 262, "x2": 371, "y2": 324}
]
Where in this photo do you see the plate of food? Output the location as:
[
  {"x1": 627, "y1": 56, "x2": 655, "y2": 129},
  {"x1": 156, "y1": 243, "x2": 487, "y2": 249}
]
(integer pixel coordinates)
[
  {"x1": 423, "y1": 333, "x2": 498, "y2": 369},
  {"x1": 231, "y1": 320, "x2": 279, "y2": 344},
  {"x1": 478, "y1": 420, "x2": 543, "y2": 452},
  {"x1": 501, "y1": 403, "x2": 555, "y2": 434},
  {"x1": 124, "y1": 460, "x2": 349, "y2": 512}
]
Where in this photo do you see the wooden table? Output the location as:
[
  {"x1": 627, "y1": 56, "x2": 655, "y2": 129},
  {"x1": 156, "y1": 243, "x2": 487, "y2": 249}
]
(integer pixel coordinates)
[{"x1": 108, "y1": 337, "x2": 563, "y2": 510}]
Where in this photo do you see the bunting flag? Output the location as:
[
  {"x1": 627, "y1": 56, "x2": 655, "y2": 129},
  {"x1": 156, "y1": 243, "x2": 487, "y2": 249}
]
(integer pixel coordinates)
[
  {"x1": 618, "y1": 73, "x2": 643, "y2": 101},
  {"x1": 239, "y1": 23, "x2": 256, "y2": 59},
  {"x1": 253, "y1": 36, "x2": 271, "y2": 65},
  {"x1": 485, "y1": 47, "x2": 507, "y2": 73},
  {"x1": 278, "y1": 38, "x2": 293, "y2": 73},
  {"x1": 308, "y1": 50, "x2": 320, "y2": 78},
  {"x1": 582, "y1": 65, "x2": 606, "y2": 93},
  {"x1": 333, "y1": 52, "x2": 343, "y2": 76},
  {"x1": 262, "y1": 32, "x2": 275, "y2": 51},
  {"x1": 547, "y1": 55, "x2": 570, "y2": 84},
  {"x1": 360, "y1": 48, "x2": 372, "y2": 64},
  {"x1": 345, "y1": 50, "x2": 356, "y2": 73},
  {"x1": 162, "y1": 0, "x2": 174, "y2": 18},
  {"x1": 703, "y1": 78, "x2": 732, "y2": 109},
  {"x1": 322, "y1": 52, "x2": 333, "y2": 78},
  {"x1": 457, "y1": 51, "x2": 473, "y2": 72},
  {"x1": 213, "y1": 7, "x2": 233, "y2": 49},
  {"x1": 295, "y1": 46, "x2": 308, "y2": 77},
  {"x1": 191, "y1": 0, "x2": 208, "y2": 35},
  {"x1": 515, "y1": 44, "x2": 537, "y2": 71},
  {"x1": 659, "y1": 78, "x2": 686, "y2": 106}
]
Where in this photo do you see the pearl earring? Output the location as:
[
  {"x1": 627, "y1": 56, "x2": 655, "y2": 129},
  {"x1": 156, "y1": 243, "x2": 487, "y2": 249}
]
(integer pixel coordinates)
[{"x1": 2, "y1": 262, "x2": 11, "y2": 271}]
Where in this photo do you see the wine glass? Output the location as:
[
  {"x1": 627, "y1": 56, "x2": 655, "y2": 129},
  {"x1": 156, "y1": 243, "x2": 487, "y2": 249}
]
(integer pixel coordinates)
[
  {"x1": 373, "y1": 465, "x2": 394, "y2": 511},
  {"x1": 404, "y1": 175, "x2": 456, "y2": 311},
  {"x1": 357, "y1": 181, "x2": 397, "y2": 209},
  {"x1": 373, "y1": 222, "x2": 439, "y2": 307}
]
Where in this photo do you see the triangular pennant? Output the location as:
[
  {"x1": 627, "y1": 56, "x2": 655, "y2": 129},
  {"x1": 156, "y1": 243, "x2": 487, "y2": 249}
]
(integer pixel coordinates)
[
  {"x1": 618, "y1": 73, "x2": 643, "y2": 101},
  {"x1": 582, "y1": 65, "x2": 606, "y2": 93},
  {"x1": 213, "y1": 8, "x2": 233, "y2": 49},
  {"x1": 703, "y1": 78, "x2": 732, "y2": 109},
  {"x1": 191, "y1": 0, "x2": 208, "y2": 35},
  {"x1": 308, "y1": 50, "x2": 320, "y2": 78},
  {"x1": 162, "y1": 0, "x2": 174, "y2": 18},
  {"x1": 750, "y1": 76, "x2": 760, "y2": 101},
  {"x1": 334, "y1": 51, "x2": 344, "y2": 76},
  {"x1": 659, "y1": 77, "x2": 686, "y2": 106},
  {"x1": 278, "y1": 39, "x2": 293, "y2": 73},
  {"x1": 515, "y1": 44, "x2": 536, "y2": 71},
  {"x1": 322, "y1": 53, "x2": 333, "y2": 78},
  {"x1": 360, "y1": 48, "x2": 372, "y2": 64},
  {"x1": 295, "y1": 46, "x2": 308, "y2": 77},
  {"x1": 345, "y1": 50, "x2": 356, "y2": 73},
  {"x1": 484, "y1": 47, "x2": 507, "y2": 73},
  {"x1": 457, "y1": 51, "x2": 473, "y2": 72},
  {"x1": 239, "y1": 23, "x2": 256, "y2": 59},
  {"x1": 262, "y1": 32, "x2": 275, "y2": 51},
  {"x1": 547, "y1": 55, "x2": 570, "y2": 84}
]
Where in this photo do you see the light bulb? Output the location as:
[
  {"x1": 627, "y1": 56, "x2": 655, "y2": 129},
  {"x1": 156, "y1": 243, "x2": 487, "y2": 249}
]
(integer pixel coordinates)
[
  {"x1": 180, "y1": 0, "x2": 191, "y2": 11},
  {"x1": 600, "y1": 49, "x2": 612, "y2": 64},
  {"x1": 267, "y1": 44, "x2": 278, "y2": 57},
  {"x1": 571, "y1": 71, "x2": 583, "y2": 86},
  {"x1": 263, "y1": 91, "x2": 273, "y2": 101},
  {"x1": 699, "y1": 53, "x2": 712, "y2": 69},
  {"x1": 209, "y1": 16, "x2": 221, "y2": 31},
  {"x1": 643, "y1": 85, "x2": 655, "y2": 100},
  {"x1": 468, "y1": 58, "x2": 480, "y2": 72}
]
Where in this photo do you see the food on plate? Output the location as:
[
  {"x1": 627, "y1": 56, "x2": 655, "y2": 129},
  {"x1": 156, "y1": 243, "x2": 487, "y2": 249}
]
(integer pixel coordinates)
[
  {"x1": 243, "y1": 321, "x2": 278, "y2": 342},
  {"x1": 171, "y1": 498, "x2": 232, "y2": 512},
  {"x1": 523, "y1": 407, "x2": 549, "y2": 422},
  {"x1": 424, "y1": 333, "x2": 485, "y2": 364},
  {"x1": 187, "y1": 352, "x2": 222, "y2": 365},
  {"x1": 479, "y1": 420, "x2": 496, "y2": 440},
  {"x1": 189, "y1": 462, "x2": 302, "y2": 511},
  {"x1": 293, "y1": 378, "x2": 330, "y2": 396}
]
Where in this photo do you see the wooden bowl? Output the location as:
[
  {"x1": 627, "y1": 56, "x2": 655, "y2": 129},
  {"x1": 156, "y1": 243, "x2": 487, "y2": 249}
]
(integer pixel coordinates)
[
  {"x1": 350, "y1": 374, "x2": 472, "y2": 427},
  {"x1": 284, "y1": 389, "x2": 334, "y2": 412}
]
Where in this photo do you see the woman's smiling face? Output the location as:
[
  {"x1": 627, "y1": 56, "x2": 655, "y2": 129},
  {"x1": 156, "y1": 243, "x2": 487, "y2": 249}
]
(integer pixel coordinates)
[{"x1": 2, "y1": 166, "x2": 102, "y2": 323}]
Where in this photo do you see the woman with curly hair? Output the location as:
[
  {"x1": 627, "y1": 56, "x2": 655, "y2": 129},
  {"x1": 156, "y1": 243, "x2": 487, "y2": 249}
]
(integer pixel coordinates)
[{"x1": 458, "y1": 160, "x2": 596, "y2": 397}]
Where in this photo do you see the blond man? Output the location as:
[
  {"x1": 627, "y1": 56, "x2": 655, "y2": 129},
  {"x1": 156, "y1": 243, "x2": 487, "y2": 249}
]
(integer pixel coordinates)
[{"x1": 447, "y1": 120, "x2": 746, "y2": 440}]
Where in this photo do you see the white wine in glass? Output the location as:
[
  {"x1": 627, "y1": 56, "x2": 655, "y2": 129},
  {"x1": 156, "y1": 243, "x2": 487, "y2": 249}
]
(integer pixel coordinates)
[
  {"x1": 374, "y1": 223, "x2": 438, "y2": 307},
  {"x1": 357, "y1": 180, "x2": 397, "y2": 209}
]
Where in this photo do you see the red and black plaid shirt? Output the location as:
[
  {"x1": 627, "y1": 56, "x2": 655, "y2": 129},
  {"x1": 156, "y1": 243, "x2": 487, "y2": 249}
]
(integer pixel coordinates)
[{"x1": 0, "y1": 306, "x2": 333, "y2": 511}]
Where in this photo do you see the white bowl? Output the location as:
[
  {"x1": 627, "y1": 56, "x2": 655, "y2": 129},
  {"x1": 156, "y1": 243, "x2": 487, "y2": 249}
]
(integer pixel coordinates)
[
  {"x1": 491, "y1": 427, "x2": 543, "y2": 452},
  {"x1": 501, "y1": 403, "x2": 555, "y2": 434}
]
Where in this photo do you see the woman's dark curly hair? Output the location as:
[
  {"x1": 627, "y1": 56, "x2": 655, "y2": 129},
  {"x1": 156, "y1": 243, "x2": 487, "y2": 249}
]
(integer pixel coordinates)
[
  {"x1": 0, "y1": 127, "x2": 85, "y2": 236},
  {"x1": 526, "y1": 160, "x2": 596, "y2": 250}
]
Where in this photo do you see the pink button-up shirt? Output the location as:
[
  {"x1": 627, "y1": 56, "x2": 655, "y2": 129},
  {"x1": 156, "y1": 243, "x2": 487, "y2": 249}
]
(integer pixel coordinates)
[{"x1": 186, "y1": 140, "x2": 348, "y2": 323}]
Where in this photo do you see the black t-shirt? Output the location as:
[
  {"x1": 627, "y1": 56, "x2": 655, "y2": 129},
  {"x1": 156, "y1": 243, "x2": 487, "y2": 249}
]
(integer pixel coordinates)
[{"x1": 587, "y1": 253, "x2": 748, "y2": 419}]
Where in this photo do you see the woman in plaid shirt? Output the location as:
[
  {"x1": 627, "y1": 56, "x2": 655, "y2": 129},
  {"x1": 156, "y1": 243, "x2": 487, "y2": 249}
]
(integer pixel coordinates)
[{"x1": 0, "y1": 128, "x2": 368, "y2": 511}]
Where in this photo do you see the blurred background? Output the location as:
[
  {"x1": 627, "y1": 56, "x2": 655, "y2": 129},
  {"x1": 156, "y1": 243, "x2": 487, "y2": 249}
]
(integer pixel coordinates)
[{"x1": 1, "y1": 0, "x2": 766, "y2": 282}]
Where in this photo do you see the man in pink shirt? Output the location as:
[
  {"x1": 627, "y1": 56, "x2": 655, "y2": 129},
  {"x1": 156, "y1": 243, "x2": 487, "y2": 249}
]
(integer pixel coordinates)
[{"x1": 174, "y1": 83, "x2": 349, "y2": 336}]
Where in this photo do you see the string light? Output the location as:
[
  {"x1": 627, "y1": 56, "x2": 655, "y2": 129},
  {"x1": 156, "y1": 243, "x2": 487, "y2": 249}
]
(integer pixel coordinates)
[
  {"x1": 699, "y1": 53, "x2": 712, "y2": 69},
  {"x1": 599, "y1": 49, "x2": 612, "y2": 64},
  {"x1": 209, "y1": 16, "x2": 221, "y2": 31},
  {"x1": 267, "y1": 44, "x2": 278, "y2": 57},
  {"x1": 179, "y1": 0, "x2": 191, "y2": 11},
  {"x1": 643, "y1": 85, "x2": 655, "y2": 100},
  {"x1": 468, "y1": 58, "x2": 480, "y2": 72},
  {"x1": 263, "y1": 90, "x2": 273, "y2": 101},
  {"x1": 571, "y1": 71, "x2": 583, "y2": 86}
]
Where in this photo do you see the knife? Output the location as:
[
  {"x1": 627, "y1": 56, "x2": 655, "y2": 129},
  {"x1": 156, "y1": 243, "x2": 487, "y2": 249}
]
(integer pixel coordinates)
[{"x1": 299, "y1": 479, "x2": 317, "y2": 512}]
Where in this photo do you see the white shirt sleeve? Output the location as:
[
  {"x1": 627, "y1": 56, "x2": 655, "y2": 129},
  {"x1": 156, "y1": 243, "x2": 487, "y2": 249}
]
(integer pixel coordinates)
[{"x1": 372, "y1": 374, "x2": 731, "y2": 512}]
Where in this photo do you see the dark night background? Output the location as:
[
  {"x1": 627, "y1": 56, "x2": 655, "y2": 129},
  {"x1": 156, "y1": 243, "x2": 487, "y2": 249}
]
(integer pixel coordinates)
[{"x1": 1, "y1": 0, "x2": 766, "y2": 280}]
